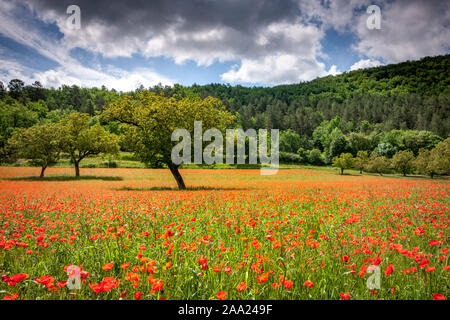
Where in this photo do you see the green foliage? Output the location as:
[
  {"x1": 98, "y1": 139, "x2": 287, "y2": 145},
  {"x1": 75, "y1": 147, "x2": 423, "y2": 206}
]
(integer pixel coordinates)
[
  {"x1": 103, "y1": 91, "x2": 235, "y2": 188},
  {"x1": 365, "y1": 154, "x2": 390, "y2": 175},
  {"x1": 307, "y1": 149, "x2": 324, "y2": 166},
  {"x1": 431, "y1": 137, "x2": 450, "y2": 175},
  {"x1": 279, "y1": 152, "x2": 301, "y2": 164},
  {"x1": 279, "y1": 129, "x2": 302, "y2": 153},
  {"x1": 347, "y1": 132, "x2": 375, "y2": 154},
  {"x1": 0, "y1": 55, "x2": 449, "y2": 176},
  {"x1": 327, "y1": 128, "x2": 349, "y2": 163},
  {"x1": 59, "y1": 112, "x2": 120, "y2": 176},
  {"x1": 374, "y1": 142, "x2": 397, "y2": 158},
  {"x1": 332, "y1": 153, "x2": 354, "y2": 175},
  {"x1": 0, "y1": 99, "x2": 39, "y2": 150},
  {"x1": 415, "y1": 137, "x2": 450, "y2": 178},
  {"x1": 7, "y1": 123, "x2": 62, "y2": 177},
  {"x1": 354, "y1": 150, "x2": 370, "y2": 174},
  {"x1": 296, "y1": 147, "x2": 308, "y2": 163},
  {"x1": 391, "y1": 150, "x2": 415, "y2": 176},
  {"x1": 382, "y1": 129, "x2": 441, "y2": 155}
]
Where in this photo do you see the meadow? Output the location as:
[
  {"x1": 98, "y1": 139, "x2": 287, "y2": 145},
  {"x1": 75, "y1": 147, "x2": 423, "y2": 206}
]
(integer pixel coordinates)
[{"x1": 0, "y1": 167, "x2": 448, "y2": 300}]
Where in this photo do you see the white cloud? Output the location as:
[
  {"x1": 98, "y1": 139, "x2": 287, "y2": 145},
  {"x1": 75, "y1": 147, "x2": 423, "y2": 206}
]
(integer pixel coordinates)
[
  {"x1": 349, "y1": 58, "x2": 382, "y2": 71},
  {"x1": 353, "y1": 0, "x2": 450, "y2": 63},
  {"x1": 221, "y1": 55, "x2": 341, "y2": 84},
  {"x1": 221, "y1": 21, "x2": 340, "y2": 84},
  {"x1": 0, "y1": 0, "x2": 173, "y2": 90}
]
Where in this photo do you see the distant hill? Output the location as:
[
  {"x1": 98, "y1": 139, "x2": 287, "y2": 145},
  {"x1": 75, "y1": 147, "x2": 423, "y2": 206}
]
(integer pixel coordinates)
[{"x1": 173, "y1": 54, "x2": 449, "y2": 137}]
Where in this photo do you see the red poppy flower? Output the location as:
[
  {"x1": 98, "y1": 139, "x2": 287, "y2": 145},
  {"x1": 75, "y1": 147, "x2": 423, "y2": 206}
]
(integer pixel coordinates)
[
  {"x1": 236, "y1": 281, "x2": 247, "y2": 292},
  {"x1": 2, "y1": 293, "x2": 19, "y2": 300},
  {"x1": 419, "y1": 258, "x2": 429, "y2": 268},
  {"x1": 385, "y1": 264, "x2": 394, "y2": 276},
  {"x1": 216, "y1": 291, "x2": 227, "y2": 300},
  {"x1": 339, "y1": 292, "x2": 350, "y2": 300},
  {"x1": 283, "y1": 280, "x2": 293, "y2": 289},
  {"x1": 102, "y1": 262, "x2": 114, "y2": 271}
]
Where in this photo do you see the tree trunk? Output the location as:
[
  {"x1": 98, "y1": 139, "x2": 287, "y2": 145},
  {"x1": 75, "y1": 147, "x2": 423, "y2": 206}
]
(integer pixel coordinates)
[
  {"x1": 40, "y1": 166, "x2": 47, "y2": 178},
  {"x1": 75, "y1": 161, "x2": 80, "y2": 177},
  {"x1": 169, "y1": 165, "x2": 186, "y2": 190},
  {"x1": 359, "y1": 168, "x2": 363, "y2": 174},
  {"x1": 340, "y1": 168, "x2": 344, "y2": 175},
  {"x1": 403, "y1": 172, "x2": 406, "y2": 177}
]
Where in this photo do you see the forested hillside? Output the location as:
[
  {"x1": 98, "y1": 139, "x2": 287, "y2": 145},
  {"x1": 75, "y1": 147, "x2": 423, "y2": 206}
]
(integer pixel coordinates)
[{"x1": 179, "y1": 54, "x2": 450, "y2": 137}]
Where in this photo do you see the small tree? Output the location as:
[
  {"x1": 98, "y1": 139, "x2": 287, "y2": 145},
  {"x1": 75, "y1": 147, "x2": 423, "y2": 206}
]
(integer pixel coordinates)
[
  {"x1": 332, "y1": 153, "x2": 354, "y2": 175},
  {"x1": 430, "y1": 137, "x2": 450, "y2": 176},
  {"x1": 366, "y1": 154, "x2": 390, "y2": 176},
  {"x1": 415, "y1": 138, "x2": 450, "y2": 178},
  {"x1": 60, "y1": 113, "x2": 119, "y2": 177},
  {"x1": 354, "y1": 150, "x2": 369, "y2": 174},
  {"x1": 7, "y1": 123, "x2": 62, "y2": 177},
  {"x1": 414, "y1": 149, "x2": 435, "y2": 178},
  {"x1": 391, "y1": 150, "x2": 415, "y2": 176}
]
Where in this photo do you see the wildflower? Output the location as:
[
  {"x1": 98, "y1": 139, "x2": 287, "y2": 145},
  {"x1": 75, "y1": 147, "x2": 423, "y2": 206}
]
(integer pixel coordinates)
[
  {"x1": 257, "y1": 272, "x2": 269, "y2": 284},
  {"x1": 2, "y1": 293, "x2": 19, "y2": 300},
  {"x1": 102, "y1": 262, "x2": 114, "y2": 271},
  {"x1": 283, "y1": 280, "x2": 293, "y2": 289},
  {"x1": 236, "y1": 281, "x2": 247, "y2": 292},
  {"x1": 216, "y1": 291, "x2": 227, "y2": 300},
  {"x1": 339, "y1": 292, "x2": 350, "y2": 300},
  {"x1": 419, "y1": 259, "x2": 429, "y2": 268},
  {"x1": 385, "y1": 264, "x2": 394, "y2": 276}
]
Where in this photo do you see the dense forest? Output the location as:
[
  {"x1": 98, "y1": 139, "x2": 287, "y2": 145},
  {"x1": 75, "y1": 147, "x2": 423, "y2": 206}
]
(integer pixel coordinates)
[{"x1": 1, "y1": 54, "x2": 449, "y2": 168}]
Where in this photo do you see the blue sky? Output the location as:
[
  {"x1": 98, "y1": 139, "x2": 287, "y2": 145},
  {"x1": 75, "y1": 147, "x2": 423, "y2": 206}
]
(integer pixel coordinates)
[{"x1": 0, "y1": 0, "x2": 448, "y2": 91}]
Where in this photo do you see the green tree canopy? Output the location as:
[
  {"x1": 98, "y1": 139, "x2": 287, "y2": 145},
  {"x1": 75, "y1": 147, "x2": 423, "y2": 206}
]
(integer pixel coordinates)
[
  {"x1": 279, "y1": 129, "x2": 302, "y2": 153},
  {"x1": 391, "y1": 150, "x2": 415, "y2": 176},
  {"x1": 332, "y1": 153, "x2": 354, "y2": 175},
  {"x1": 354, "y1": 150, "x2": 369, "y2": 174},
  {"x1": 7, "y1": 123, "x2": 62, "y2": 177},
  {"x1": 366, "y1": 154, "x2": 390, "y2": 176},
  {"x1": 415, "y1": 137, "x2": 450, "y2": 178},
  {"x1": 60, "y1": 112, "x2": 119, "y2": 176}
]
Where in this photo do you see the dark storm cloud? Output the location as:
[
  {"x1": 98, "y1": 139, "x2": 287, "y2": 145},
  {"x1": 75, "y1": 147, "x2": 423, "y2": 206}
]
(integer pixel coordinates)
[{"x1": 28, "y1": 0, "x2": 300, "y2": 36}]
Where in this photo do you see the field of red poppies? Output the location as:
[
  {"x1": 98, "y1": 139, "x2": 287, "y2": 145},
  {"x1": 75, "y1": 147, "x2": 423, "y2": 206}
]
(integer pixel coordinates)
[{"x1": 0, "y1": 167, "x2": 448, "y2": 300}]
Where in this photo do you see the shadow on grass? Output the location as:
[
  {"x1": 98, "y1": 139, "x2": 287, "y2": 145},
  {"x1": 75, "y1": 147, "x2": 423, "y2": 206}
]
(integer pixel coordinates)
[
  {"x1": 334, "y1": 173, "x2": 361, "y2": 176},
  {"x1": 6, "y1": 175, "x2": 124, "y2": 181},
  {"x1": 116, "y1": 186, "x2": 252, "y2": 191}
]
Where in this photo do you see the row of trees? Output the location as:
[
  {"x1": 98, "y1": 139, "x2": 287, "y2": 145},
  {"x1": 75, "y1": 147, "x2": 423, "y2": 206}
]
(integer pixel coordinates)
[
  {"x1": 331, "y1": 137, "x2": 450, "y2": 177},
  {"x1": 276, "y1": 116, "x2": 443, "y2": 165},
  {"x1": 4, "y1": 93, "x2": 234, "y2": 189},
  {"x1": 7, "y1": 113, "x2": 119, "y2": 177}
]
